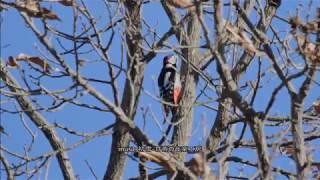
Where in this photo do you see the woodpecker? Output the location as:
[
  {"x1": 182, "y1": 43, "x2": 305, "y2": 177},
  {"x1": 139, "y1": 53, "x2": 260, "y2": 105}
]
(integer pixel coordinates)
[{"x1": 158, "y1": 55, "x2": 182, "y2": 117}]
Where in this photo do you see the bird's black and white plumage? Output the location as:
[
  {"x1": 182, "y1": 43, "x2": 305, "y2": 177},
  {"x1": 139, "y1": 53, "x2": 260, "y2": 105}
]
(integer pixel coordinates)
[{"x1": 158, "y1": 55, "x2": 182, "y2": 117}]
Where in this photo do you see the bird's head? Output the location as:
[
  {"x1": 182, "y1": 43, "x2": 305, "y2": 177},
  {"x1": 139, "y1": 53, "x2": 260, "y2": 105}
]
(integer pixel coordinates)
[{"x1": 163, "y1": 55, "x2": 177, "y2": 66}]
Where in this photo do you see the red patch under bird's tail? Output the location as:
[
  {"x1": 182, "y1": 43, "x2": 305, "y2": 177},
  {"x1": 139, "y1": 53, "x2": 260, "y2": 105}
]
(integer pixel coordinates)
[{"x1": 173, "y1": 87, "x2": 182, "y2": 105}]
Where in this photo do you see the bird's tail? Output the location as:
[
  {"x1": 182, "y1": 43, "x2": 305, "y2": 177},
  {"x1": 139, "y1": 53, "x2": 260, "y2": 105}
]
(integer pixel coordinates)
[{"x1": 158, "y1": 124, "x2": 172, "y2": 145}]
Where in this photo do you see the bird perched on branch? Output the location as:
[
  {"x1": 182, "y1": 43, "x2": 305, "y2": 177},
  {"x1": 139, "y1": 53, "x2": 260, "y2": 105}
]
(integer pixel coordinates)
[
  {"x1": 158, "y1": 55, "x2": 182, "y2": 118},
  {"x1": 166, "y1": 0, "x2": 209, "y2": 9}
]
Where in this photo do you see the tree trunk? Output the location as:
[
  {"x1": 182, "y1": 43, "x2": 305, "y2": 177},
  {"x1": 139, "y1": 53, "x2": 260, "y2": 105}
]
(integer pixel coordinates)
[
  {"x1": 104, "y1": 1, "x2": 145, "y2": 179},
  {"x1": 171, "y1": 9, "x2": 200, "y2": 161}
]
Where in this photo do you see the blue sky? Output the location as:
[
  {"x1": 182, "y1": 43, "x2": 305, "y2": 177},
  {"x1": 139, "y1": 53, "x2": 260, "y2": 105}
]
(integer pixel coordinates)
[{"x1": 1, "y1": 0, "x2": 320, "y2": 179}]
